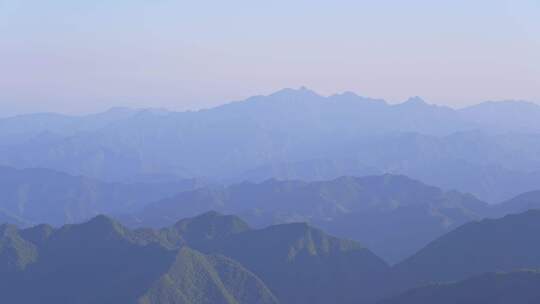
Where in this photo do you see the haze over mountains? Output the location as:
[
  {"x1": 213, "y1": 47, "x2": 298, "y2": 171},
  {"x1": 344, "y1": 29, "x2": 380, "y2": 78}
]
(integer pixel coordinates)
[
  {"x1": 0, "y1": 166, "x2": 203, "y2": 226},
  {"x1": 125, "y1": 174, "x2": 489, "y2": 263},
  {"x1": 2, "y1": 164, "x2": 537, "y2": 264},
  {"x1": 1, "y1": 88, "x2": 540, "y2": 203},
  {"x1": 2, "y1": 88, "x2": 540, "y2": 303},
  {"x1": 6, "y1": 0, "x2": 540, "y2": 302}
]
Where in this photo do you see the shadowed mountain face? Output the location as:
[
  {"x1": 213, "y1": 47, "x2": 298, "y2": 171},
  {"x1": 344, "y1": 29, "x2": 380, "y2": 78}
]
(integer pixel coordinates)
[
  {"x1": 138, "y1": 247, "x2": 279, "y2": 304},
  {"x1": 126, "y1": 174, "x2": 488, "y2": 263},
  {"x1": 158, "y1": 212, "x2": 389, "y2": 304},
  {"x1": 380, "y1": 270, "x2": 540, "y2": 304},
  {"x1": 0, "y1": 166, "x2": 202, "y2": 226},
  {"x1": 1, "y1": 89, "x2": 540, "y2": 202},
  {"x1": 194, "y1": 221, "x2": 389, "y2": 304},
  {"x1": 389, "y1": 210, "x2": 540, "y2": 294},
  {"x1": 0, "y1": 211, "x2": 390, "y2": 304}
]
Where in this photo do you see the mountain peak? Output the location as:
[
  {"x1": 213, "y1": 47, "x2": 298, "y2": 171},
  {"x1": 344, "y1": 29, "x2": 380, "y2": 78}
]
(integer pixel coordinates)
[
  {"x1": 402, "y1": 96, "x2": 428, "y2": 106},
  {"x1": 269, "y1": 87, "x2": 321, "y2": 99},
  {"x1": 336, "y1": 91, "x2": 360, "y2": 98},
  {"x1": 194, "y1": 210, "x2": 224, "y2": 219},
  {"x1": 171, "y1": 211, "x2": 251, "y2": 245},
  {"x1": 104, "y1": 106, "x2": 134, "y2": 114},
  {"x1": 88, "y1": 214, "x2": 117, "y2": 225},
  {"x1": 329, "y1": 91, "x2": 388, "y2": 106},
  {"x1": 486, "y1": 99, "x2": 537, "y2": 106},
  {"x1": 83, "y1": 215, "x2": 126, "y2": 235}
]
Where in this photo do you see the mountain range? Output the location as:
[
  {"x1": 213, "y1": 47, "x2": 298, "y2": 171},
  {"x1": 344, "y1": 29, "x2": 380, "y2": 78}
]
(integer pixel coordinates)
[
  {"x1": 1, "y1": 88, "x2": 540, "y2": 202},
  {"x1": 2, "y1": 88, "x2": 540, "y2": 303},
  {"x1": 0, "y1": 211, "x2": 387, "y2": 304}
]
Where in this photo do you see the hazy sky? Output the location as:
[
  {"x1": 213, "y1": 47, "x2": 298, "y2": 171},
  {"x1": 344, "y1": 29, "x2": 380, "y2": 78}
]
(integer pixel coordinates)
[{"x1": 1, "y1": 0, "x2": 539, "y2": 115}]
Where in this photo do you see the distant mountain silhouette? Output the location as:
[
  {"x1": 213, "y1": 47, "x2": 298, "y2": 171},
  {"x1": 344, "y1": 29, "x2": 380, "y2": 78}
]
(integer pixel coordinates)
[
  {"x1": 460, "y1": 100, "x2": 540, "y2": 133},
  {"x1": 127, "y1": 174, "x2": 488, "y2": 263},
  {"x1": 0, "y1": 107, "x2": 138, "y2": 146},
  {"x1": 237, "y1": 158, "x2": 381, "y2": 183},
  {"x1": 1, "y1": 89, "x2": 539, "y2": 202},
  {"x1": 0, "y1": 166, "x2": 202, "y2": 226},
  {"x1": 490, "y1": 190, "x2": 540, "y2": 217}
]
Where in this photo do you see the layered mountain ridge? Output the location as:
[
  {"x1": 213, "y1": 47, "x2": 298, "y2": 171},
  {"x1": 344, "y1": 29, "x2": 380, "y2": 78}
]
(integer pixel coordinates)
[
  {"x1": 0, "y1": 166, "x2": 203, "y2": 226},
  {"x1": 1, "y1": 88, "x2": 540, "y2": 202},
  {"x1": 125, "y1": 174, "x2": 489, "y2": 263}
]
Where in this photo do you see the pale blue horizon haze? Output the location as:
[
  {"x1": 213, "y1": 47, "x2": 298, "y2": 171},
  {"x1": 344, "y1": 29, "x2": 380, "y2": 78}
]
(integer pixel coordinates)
[{"x1": 0, "y1": 0, "x2": 539, "y2": 116}]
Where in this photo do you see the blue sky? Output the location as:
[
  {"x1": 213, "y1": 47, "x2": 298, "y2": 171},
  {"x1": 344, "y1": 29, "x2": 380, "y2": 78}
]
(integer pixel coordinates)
[{"x1": 1, "y1": 0, "x2": 539, "y2": 115}]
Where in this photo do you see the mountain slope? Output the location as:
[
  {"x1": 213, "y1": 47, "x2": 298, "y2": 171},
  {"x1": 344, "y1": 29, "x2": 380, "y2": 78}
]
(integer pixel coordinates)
[
  {"x1": 157, "y1": 211, "x2": 252, "y2": 248},
  {"x1": 140, "y1": 247, "x2": 278, "y2": 304},
  {"x1": 152, "y1": 211, "x2": 389, "y2": 303},
  {"x1": 491, "y1": 190, "x2": 540, "y2": 217},
  {"x1": 391, "y1": 210, "x2": 540, "y2": 293},
  {"x1": 380, "y1": 270, "x2": 540, "y2": 304},
  {"x1": 0, "y1": 224, "x2": 38, "y2": 273},
  {"x1": 196, "y1": 221, "x2": 389, "y2": 304}
]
